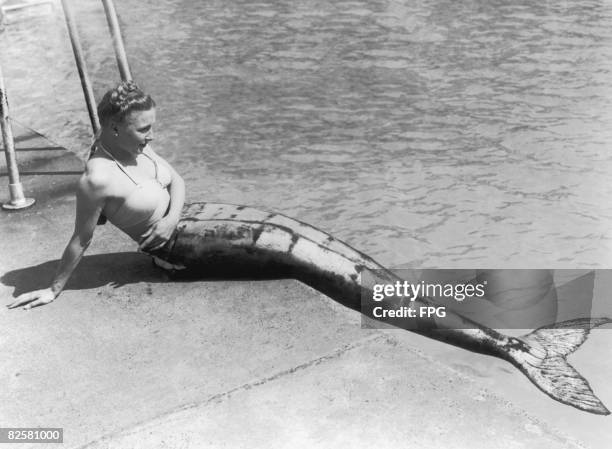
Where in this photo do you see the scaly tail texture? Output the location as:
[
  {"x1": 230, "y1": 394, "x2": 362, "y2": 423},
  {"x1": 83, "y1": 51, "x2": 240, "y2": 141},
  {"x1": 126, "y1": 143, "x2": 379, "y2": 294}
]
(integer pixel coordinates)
[{"x1": 508, "y1": 318, "x2": 612, "y2": 415}]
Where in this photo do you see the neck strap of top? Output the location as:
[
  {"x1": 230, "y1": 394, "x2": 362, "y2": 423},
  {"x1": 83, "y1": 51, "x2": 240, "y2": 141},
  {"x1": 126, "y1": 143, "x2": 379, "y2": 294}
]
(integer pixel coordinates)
[{"x1": 96, "y1": 141, "x2": 160, "y2": 186}]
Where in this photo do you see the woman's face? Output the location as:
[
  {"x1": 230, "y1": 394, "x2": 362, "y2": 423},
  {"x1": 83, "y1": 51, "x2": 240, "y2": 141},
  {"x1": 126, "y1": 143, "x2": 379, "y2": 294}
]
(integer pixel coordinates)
[{"x1": 114, "y1": 108, "x2": 156, "y2": 154}]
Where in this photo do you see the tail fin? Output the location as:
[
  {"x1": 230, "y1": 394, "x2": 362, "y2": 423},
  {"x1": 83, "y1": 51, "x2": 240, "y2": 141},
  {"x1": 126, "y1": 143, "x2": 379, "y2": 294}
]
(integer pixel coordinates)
[{"x1": 511, "y1": 318, "x2": 612, "y2": 415}]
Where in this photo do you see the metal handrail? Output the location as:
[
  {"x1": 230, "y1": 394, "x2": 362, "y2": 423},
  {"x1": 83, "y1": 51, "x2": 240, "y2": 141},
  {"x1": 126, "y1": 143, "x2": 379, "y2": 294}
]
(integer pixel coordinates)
[{"x1": 1, "y1": 0, "x2": 132, "y2": 210}]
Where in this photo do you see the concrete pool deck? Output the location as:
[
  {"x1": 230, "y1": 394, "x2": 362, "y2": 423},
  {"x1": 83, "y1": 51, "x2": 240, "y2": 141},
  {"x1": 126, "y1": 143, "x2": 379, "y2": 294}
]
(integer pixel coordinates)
[{"x1": 1, "y1": 148, "x2": 611, "y2": 449}]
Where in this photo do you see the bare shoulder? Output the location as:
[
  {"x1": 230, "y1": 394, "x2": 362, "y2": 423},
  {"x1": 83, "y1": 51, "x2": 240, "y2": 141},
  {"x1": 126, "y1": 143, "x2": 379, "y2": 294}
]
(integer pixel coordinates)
[
  {"x1": 80, "y1": 157, "x2": 114, "y2": 195},
  {"x1": 144, "y1": 145, "x2": 171, "y2": 166},
  {"x1": 145, "y1": 146, "x2": 182, "y2": 182}
]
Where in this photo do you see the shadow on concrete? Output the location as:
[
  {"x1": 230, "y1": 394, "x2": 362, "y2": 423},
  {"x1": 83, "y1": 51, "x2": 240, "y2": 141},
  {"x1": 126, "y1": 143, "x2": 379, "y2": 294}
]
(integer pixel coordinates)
[
  {"x1": 1, "y1": 252, "x2": 161, "y2": 297},
  {"x1": 1, "y1": 252, "x2": 292, "y2": 298},
  {"x1": 14, "y1": 146, "x2": 66, "y2": 152},
  {"x1": 0, "y1": 170, "x2": 83, "y2": 176},
  {"x1": 0, "y1": 146, "x2": 83, "y2": 207},
  {"x1": 13, "y1": 132, "x2": 42, "y2": 144}
]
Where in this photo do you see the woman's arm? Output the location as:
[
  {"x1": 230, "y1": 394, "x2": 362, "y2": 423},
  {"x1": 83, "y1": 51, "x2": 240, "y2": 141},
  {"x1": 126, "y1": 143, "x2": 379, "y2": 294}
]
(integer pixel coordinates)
[
  {"x1": 162, "y1": 161, "x2": 186, "y2": 225},
  {"x1": 139, "y1": 154, "x2": 185, "y2": 251},
  {"x1": 7, "y1": 172, "x2": 106, "y2": 309}
]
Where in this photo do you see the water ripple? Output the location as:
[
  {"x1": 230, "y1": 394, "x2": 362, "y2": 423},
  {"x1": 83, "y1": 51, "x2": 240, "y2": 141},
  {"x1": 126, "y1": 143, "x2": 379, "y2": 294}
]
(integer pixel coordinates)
[{"x1": 2, "y1": 0, "x2": 612, "y2": 266}]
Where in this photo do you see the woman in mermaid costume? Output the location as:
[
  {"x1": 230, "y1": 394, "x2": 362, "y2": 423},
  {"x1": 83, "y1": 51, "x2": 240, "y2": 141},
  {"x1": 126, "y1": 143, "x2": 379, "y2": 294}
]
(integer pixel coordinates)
[{"x1": 9, "y1": 82, "x2": 610, "y2": 415}]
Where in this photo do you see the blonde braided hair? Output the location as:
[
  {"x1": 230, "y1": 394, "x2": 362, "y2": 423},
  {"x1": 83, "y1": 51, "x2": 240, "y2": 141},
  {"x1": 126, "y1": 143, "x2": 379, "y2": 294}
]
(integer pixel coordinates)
[{"x1": 97, "y1": 81, "x2": 156, "y2": 126}]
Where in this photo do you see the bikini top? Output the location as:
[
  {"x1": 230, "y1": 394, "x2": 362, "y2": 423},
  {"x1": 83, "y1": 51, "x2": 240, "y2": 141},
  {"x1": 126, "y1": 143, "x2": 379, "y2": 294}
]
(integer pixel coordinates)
[{"x1": 95, "y1": 142, "x2": 171, "y2": 242}]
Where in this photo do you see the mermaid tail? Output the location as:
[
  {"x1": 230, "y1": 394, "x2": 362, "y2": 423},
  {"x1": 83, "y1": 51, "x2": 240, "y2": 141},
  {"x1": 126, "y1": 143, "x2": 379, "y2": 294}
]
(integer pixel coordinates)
[
  {"x1": 148, "y1": 202, "x2": 611, "y2": 414},
  {"x1": 506, "y1": 318, "x2": 611, "y2": 414}
]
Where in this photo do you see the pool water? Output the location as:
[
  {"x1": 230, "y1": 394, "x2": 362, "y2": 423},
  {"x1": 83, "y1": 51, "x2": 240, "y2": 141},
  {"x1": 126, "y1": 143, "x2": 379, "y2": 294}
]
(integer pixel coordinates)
[{"x1": 2, "y1": 0, "x2": 612, "y2": 268}]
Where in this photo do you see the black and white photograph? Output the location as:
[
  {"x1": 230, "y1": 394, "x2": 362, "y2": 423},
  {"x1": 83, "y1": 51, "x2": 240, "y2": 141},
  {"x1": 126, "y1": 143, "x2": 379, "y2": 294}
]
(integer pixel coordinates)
[{"x1": 1, "y1": 0, "x2": 611, "y2": 448}]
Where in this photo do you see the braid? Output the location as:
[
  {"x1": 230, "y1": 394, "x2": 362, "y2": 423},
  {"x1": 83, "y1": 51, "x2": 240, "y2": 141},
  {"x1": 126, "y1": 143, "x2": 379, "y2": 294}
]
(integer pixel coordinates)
[
  {"x1": 97, "y1": 81, "x2": 155, "y2": 126},
  {"x1": 109, "y1": 80, "x2": 139, "y2": 108}
]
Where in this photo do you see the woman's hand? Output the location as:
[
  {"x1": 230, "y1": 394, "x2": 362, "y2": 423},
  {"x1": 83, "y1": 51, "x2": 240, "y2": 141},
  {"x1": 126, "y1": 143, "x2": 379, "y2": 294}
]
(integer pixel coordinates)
[
  {"x1": 7, "y1": 288, "x2": 57, "y2": 310},
  {"x1": 139, "y1": 150, "x2": 185, "y2": 254},
  {"x1": 139, "y1": 216, "x2": 178, "y2": 252}
]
